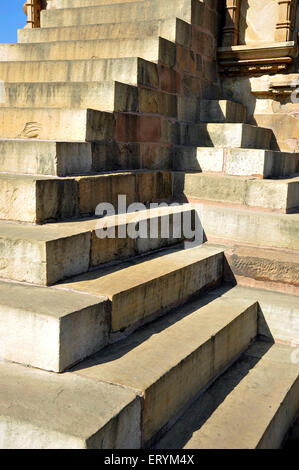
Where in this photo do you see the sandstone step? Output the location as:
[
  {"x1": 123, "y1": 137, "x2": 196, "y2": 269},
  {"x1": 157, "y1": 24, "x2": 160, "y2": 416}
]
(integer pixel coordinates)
[
  {"x1": 192, "y1": 203, "x2": 299, "y2": 251},
  {"x1": 174, "y1": 147, "x2": 299, "y2": 178},
  {"x1": 0, "y1": 57, "x2": 162, "y2": 89},
  {"x1": 0, "y1": 243, "x2": 224, "y2": 372},
  {"x1": 0, "y1": 361, "x2": 141, "y2": 448},
  {"x1": 0, "y1": 139, "x2": 172, "y2": 175},
  {"x1": 0, "y1": 171, "x2": 172, "y2": 223},
  {"x1": 69, "y1": 288, "x2": 257, "y2": 446},
  {"x1": 18, "y1": 17, "x2": 188, "y2": 46},
  {"x1": 0, "y1": 81, "x2": 139, "y2": 113},
  {"x1": 224, "y1": 245, "x2": 299, "y2": 295},
  {"x1": 182, "y1": 284, "x2": 299, "y2": 346},
  {"x1": 46, "y1": 0, "x2": 144, "y2": 9},
  {"x1": 0, "y1": 107, "x2": 114, "y2": 141},
  {"x1": 0, "y1": 281, "x2": 110, "y2": 373},
  {"x1": 40, "y1": 0, "x2": 200, "y2": 29},
  {"x1": 199, "y1": 100, "x2": 247, "y2": 123},
  {"x1": 58, "y1": 244, "x2": 224, "y2": 333},
  {"x1": 0, "y1": 139, "x2": 93, "y2": 176},
  {"x1": 0, "y1": 107, "x2": 175, "y2": 143},
  {"x1": 177, "y1": 123, "x2": 273, "y2": 149},
  {"x1": 0, "y1": 81, "x2": 177, "y2": 117},
  {"x1": 155, "y1": 341, "x2": 299, "y2": 449},
  {"x1": 0, "y1": 37, "x2": 176, "y2": 65},
  {"x1": 173, "y1": 172, "x2": 299, "y2": 212},
  {"x1": 0, "y1": 205, "x2": 193, "y2": 285}
]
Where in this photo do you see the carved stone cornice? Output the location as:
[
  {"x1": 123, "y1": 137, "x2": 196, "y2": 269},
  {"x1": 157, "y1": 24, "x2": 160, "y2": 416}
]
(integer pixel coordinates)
[
  {"x1": 218, "y1": 41, "x2": 298, "y2": 75},
  {"x1": 23, "y1": 0, "x2": 42, "y2": 28}
]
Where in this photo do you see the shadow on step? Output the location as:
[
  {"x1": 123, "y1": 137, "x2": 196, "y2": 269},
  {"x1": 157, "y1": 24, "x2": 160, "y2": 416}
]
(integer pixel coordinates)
[
  {"x1": 70, "y1": 284, "x2": 233, "y2": 371},
  {"x1": 153, "y1": 340, "x2": 274, "y2": 449}
]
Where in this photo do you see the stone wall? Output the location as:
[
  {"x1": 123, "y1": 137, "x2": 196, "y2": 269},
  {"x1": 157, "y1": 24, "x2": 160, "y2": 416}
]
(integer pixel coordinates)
[
  {"x1": 239, "y1": 0, "x2": 278, "y2": 45},
  {"x1": 221, "y1": 0, "x2": 299, "y2": 152}
]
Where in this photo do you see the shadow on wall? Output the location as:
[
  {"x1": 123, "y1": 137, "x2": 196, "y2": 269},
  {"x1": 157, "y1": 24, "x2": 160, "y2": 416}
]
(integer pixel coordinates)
[{"x1": 238, "y1": 0, "x2": 249, "y2": 45}]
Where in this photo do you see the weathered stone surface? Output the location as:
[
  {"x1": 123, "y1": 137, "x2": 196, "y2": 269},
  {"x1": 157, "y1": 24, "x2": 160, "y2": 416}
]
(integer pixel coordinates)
[
  {"x1": 0, "y1": 0, "x2": 297, "y2": 451},
  {"x1": 0, "y1": 361, "x2": 141, "y2": 448},
  {"x1": 18, "y1": 17, "x2": 186, "y2": 45},
  {"x1": 0, "y1": 174, "x2": 78, "y2": 223},
  {"x1": 46, "y1": 0, "x2": 143, "y2": 8},
  {"x1": 0, "y1": 139, "x2": 92, "y2": 176},
  {"x1": 173, "y1": 172, "x2": 299, "y2": 212},
  {"x1": 177, "y1": 123, "x2": 273, "y2": 149},
  {"x1": 58, "y1": 244, "x2": 224, "y2": 332},
  {"x1": 185, "y1": 203, "x2": 299, "y2": 250},
  {"x1": 199, "y1": 100, "x2": 246, "y2": 123},
  {"x1": 71, "y1": 290, "x2": 257, "y2": 445},
  {"x1": 0, "y1": 205, "x2": 194, "y2": 285},
  {"x1": 0, "y1": 57, "x2": 158, "y2": 87},
  {"x1": 0, "y1": 108, "x2": 115, "y2": 141},
  {"x1": 0, "y1": 281, "x2": 110, "y2": 372},
  {"x1": 0, "y1": 37, "x2": 176, "y2": 65},
  {"x1": 40, "y1": 0, "x2": 199, "y2": 29},
  {"x1": 0, "y1": 81, "x2": 139, "y2": 113},
  {"x1": 174, "y1": 147, "x2": 299, "y2": 176},
  {"x1": 220, "y1": 285, "x2": 299, "y2": 345},
  {"x1": 225, "y1": 245, "x2": 299, "y2": 293},
  {"x1": 0, "y1": 171, "x2": 172, "y2": 223},
  {"x1": 155, "y1": 341, "x2": 299, "y2": 449}
]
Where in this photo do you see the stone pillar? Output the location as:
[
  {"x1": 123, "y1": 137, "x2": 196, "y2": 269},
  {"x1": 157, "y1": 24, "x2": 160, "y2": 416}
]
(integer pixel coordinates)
[
  {"x1": 275, "y1": 0, "x2": 297, "y2": 41},
  {"x1": 23, "y1": 0, "x2": 42, "y2": 28},
  {"x1": 222, "y1": 0, "x2": 241, "y2": 46}
]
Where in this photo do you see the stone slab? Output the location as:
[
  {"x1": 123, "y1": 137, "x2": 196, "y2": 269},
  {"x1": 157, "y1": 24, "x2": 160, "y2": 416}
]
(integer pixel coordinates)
[
  {"x1": 0, "y1": 361, "x2": 141, "y2": 448},
  {"x1": 0, "y1": 205, "x2": 194, "y2": 285},
  {"x1": 173, "y1": 172, "x2": 299, "y2": 212},
  {"x1": 155, "y1": 341, "x2": 299, "y2": 449},
  {"x1": 0, "y1": 280, "x2": 110, "y2": 372},
  {"x1": 58, "y1": 244, "x2": 224, "y2": 332},
  {"x1": 71, "y1": 289, "x2": 257, "y2": 445}
]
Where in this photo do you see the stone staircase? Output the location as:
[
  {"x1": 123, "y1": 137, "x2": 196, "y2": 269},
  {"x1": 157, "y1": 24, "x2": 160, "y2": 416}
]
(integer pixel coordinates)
[{"x1": 0, "y1": 0, "x2": 298, "y2": 449}]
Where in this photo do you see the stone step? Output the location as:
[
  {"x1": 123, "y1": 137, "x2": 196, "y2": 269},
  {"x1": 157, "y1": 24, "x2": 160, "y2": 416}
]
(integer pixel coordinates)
[
  {"x1": 0, "y1": 107, "x2": 115, "y2": 141},
  {"x1": 0, "y1": 288, "x2": 257, "y2": 449},
  {"x1": 0, "y1": 139, "x2": 93, "y2": 176},
  {"x1": 216, "y1": 285, "x2": 299, "y2": 346},
  {"x1": 177, "y1": 123, "x2": 273, "y2": 149},
  {"x1": 173, "y1": 172, "x2": 299, "y2": 213},
  {"x1": 199, "y1": 100, "x2": 247, "y2": 123},
  {"x1": 0, "y1": 81, "x2": 138, "y2": 113},
  {"x1": 0, "y1": 37, "x2": 175, "y2": 65},
  {"x1": 155, "y1": 341, "x2": 299, "y2": 449},
  {"x1": 46, "y1": 0, "x2": 144, "y2": 9},
  {"x1": 0, "y1": 139, "x2": 172, "y2": 175},
  {"x1": 0, "y1": 243, "x2": 224, "y2": 372},
  {"x1": 58, "y1": 244, "x2": 224, "y2": 334},
  {"x1": 0, "y1": 57, "x2": 163, "y2": 89},
  {"x1": 0, "y1": 204, "x2": 194, "y2": 285},
  {"x1": 0, "y1": 171, "x2": 172, "y2": 223},
  {"x1": 40, "y1": 0, "x2": 199, "y2": 29},
  {"x1": 0, "y1": 81, "x2": 177, "y2": 117},
  {"x1": 174, "y1": 147, "x2": 299, "y2": 178},
  {"x1": 18, "y1": 17, "x2": 187, "y2": 45},
  {"x1": 0, "y1": 361, "x2": 141, "y2": 448},
  {"x1": 69, "y1": 288, "x2": 257, "y2": 446},
  {"x1": 192, "y1": 203, "x2": 299, "y2": 251},
  {"x1": 0, "y1": 280, "x2": 111, "y2": 373},
  {"x1": 0, "y1": 107, "x2": 175, "y2": 143},
  {"x1": 224, "y1": 245, "x2": 299, "y2": 295}
]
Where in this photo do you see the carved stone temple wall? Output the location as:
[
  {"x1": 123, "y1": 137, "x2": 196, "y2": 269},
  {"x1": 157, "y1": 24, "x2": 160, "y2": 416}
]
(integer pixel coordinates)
[{"x1": 219, "y1": 0, "x2": 299, "y2": 152}]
